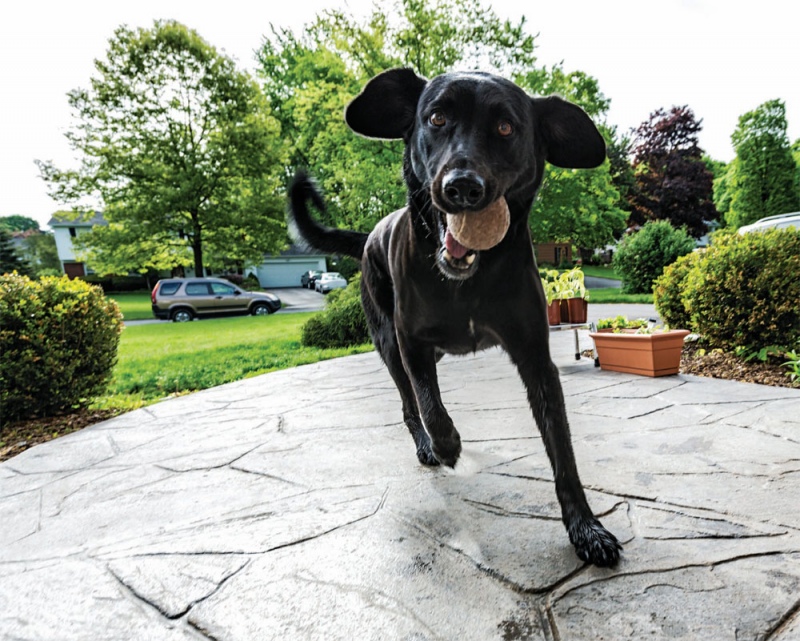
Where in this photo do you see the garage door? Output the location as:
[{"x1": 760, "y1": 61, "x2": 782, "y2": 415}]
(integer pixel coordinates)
[{"x1": 256, "y1": 260, "x2": 324, "y2": 288}]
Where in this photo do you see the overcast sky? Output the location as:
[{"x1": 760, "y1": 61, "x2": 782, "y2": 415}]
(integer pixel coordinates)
[{"x1": 1, "y1": 0, "x2": 797, "y2": 229}]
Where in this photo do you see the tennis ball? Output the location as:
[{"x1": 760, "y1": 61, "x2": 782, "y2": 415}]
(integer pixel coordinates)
[{"x1": 446, "y1": 197, "x2": 510, "y2": 251}]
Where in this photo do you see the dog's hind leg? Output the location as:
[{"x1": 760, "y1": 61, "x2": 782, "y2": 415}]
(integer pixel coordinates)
[{"x1": 505, "y1": 332, "x2": 622, "y2": 567}]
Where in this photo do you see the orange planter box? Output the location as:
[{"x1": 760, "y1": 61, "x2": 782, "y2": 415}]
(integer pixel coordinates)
[{"x1": 589, "y1": 329, "x2": 690, "y2": 377}]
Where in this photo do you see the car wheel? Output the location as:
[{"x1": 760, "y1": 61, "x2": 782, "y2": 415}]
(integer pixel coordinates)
[
  {"x1": 251, "y1": 303, "x2": 271, "y2": 316},
  {"x1": 171, "y1": 308, "x2": 193, "y2": 323}
]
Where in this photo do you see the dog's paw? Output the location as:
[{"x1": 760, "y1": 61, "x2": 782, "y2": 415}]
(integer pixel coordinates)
[
  {"x1": 416, "y1": 442, "x2": 440, "y2": 467},
  {"x1": 569, "y1": 517, "x2": 622, "y2": 568},
  {"x1": 431, "y1": 431, "x2": 462, "y2": 468}
]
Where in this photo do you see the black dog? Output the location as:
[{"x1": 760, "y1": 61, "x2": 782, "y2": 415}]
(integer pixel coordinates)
[{"x1": 289, "y1": 68, "x2": 621, "y2": 567}]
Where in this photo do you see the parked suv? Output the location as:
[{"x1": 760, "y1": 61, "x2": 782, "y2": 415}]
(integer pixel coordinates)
[
  {"x1": 151, "y1": 277, "x2": 281, "y2": 322},
  {"x1": 738, "y1": 212, "x2": 800, "y2": 234}
]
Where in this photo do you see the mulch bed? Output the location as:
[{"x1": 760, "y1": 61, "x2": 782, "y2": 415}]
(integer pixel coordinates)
[
  {"x1": 680, "y1": 343, "x2": 797, "y2": 389},
  {"x1": 0, "y1": 409, "x2": 121, "y2": 463}
]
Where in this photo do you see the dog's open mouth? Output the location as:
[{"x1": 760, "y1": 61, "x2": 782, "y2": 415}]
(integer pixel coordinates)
[
  {"x1": 436, "y1": 213, "x2": 480, "y2": 279},
  {"x1": 435, "y1": 197, "x2": 510, "y2": 280}
]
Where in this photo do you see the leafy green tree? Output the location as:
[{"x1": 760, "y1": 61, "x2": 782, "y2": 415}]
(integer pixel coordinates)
[
  {"x1": 260, "y1": 0, "x2": 625, "y2": 250},
  {"x1": 23, "y1": 232, "x2": 61, "y2": 276},
  {"x1": 0, "y1": 230, "x2": 32, "y2": 276},
  {"x1": 0, "y1": 215, "x2": 40, "y2": 233},
  {"x1": 723, "y1": 99, "x2": 799, "y2": 229},
  {"x1": 628, "y1": 106, "x2": 718, "y2": 237},
  {"x1": 38, "y1": 20, "x2": 286, "y2": 277}
]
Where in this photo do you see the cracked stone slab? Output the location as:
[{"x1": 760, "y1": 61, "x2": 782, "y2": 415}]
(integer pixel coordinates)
[
  {"x1": 549, "y1": 553, "x2": 800, "y2": 640},
  {"x1": 389, "y1": 473, "x2": 633, "y2": 593},
  {"x1": 96, "y1": 484, "x2": 386, "y2": 557},
  {"x1": 107, "y1": 554, "x2": 250, "y2": 619},
  {"x1": 188, "y1": 512, "x2": 548, "y2": 641},
  {"x1": 0, "y1": 560, "x2": 200, "y2": 641}
]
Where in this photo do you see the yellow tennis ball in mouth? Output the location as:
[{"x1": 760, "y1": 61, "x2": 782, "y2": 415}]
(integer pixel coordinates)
[{"x1": 445, "y1": 197, "x2": 510, "y2": 251}]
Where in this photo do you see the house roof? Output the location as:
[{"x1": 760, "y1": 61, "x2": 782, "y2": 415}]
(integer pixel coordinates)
[{"x1": 47, "y1": 211, "x2": 106, "y2": 228}]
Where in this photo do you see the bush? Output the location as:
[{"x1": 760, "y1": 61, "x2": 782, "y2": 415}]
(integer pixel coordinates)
[
  {"x1": 301, "y1": 273, "x2": 370, "y2": 348},
  {"x1": 613, "y1": 220, "x2": 696, "y2": 294},
  {"x1": 682, "y1": 228, "x2": 800, "y2": 350},
  {"x1": 80, "y1": 274, "x2": 148, "y2": 292},
  {"x1": 0, "y1": 273, "x2": 123, "y2": 425},
  {"x1": 653, "y1": 250, "x2": 704, "y2": 329}
]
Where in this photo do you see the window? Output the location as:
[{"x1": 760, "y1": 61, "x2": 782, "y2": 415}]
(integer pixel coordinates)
[
  {"x1": 159, "y1": 282, "x2": 180, "y2": 295},
  {"x1": 185, "y1": 283, "x2": 210, "y2": 296},
  {"x1": 68, "y1": 227, "x2": 77, "y2": 238},
  {"x1": 210, "y1": 283, "x2": 236, "y2": 295}
]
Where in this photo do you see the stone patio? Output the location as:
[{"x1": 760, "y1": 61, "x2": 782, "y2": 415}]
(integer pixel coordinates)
[{"x1": 2, "y1": 330, "x2": 799, "y2": 640}]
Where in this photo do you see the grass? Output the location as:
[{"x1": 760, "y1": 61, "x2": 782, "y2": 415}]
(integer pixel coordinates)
[
  {"x1": 579, "y1": 264, "x2": 622, "y2": 280},
  {"x1": 98, "y1": 312, "x2": 373, "y2": 410},
  {"x1": 107, "y1": 292, "x2": 153, "y2": 320},
  {"x1": 587, "y1": 287, "x2": 654, "y2": 304}
]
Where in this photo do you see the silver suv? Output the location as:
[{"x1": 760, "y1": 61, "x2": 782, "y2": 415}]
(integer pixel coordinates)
[
  {"x1": 738, "y1": 212, "x2": 800, "y2": 234},
  {"x1": 151, "y1": 277, "x2": 281, "y2": 322}
]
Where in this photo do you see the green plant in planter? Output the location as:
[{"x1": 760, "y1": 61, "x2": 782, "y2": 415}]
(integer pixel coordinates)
[
  {"x1": 539, "y1": 269, "x2": 561, "y2": 305},
  {"x1": 596, "y1": 316, "x2": 652, "y2": 333},
  {"x1": 557, "y1": 267, "x2": 589, "y2": 301}
]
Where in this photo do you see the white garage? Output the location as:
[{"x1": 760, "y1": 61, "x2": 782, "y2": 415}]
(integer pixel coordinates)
[{"x1": 251, "y1": 249, "x2": 327, "y2": 288}]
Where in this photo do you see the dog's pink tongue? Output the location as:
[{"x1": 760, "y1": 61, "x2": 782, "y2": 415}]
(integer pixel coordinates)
[{"x1": 444, "y1": 228, "x2": 469, "y2": 259}]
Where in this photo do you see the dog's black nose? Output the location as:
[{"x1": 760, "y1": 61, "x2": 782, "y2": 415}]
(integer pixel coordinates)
[{"x1": 442, "y1": 171, "x2": 486, "y2": 209}]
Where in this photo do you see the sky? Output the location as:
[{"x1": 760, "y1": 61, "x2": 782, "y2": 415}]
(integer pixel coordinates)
[{"x1": 1, "y1": 0, "x2": 797, "y2": 230}]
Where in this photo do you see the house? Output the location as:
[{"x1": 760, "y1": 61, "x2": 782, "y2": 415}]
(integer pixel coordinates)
[{"x1": 48, "y1": 211, "x2": 106, "y2": 278}]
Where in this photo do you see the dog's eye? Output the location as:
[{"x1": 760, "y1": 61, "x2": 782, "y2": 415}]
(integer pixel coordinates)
[
  {"x1": 430, "y1": 111, "x2": 447, "y2": 127},
  {"x1": 497, "y1": 121, "x2": 513, "y2": 137}
]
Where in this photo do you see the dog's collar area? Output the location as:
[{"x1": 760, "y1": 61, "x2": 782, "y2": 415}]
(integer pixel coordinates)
[{"x1": 435, "y1": 211, "x2": 480, "y2": 280}]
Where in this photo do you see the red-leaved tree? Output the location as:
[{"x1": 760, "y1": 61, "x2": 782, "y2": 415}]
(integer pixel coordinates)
[{"x1": 628, "y1": 106, "x2": 718, "y2": 237}]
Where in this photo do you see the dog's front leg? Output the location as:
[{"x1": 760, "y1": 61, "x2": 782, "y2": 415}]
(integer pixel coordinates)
[
  {"x1": 506, "y1": 339, "x2": 622, "y2": 567},
  {"x1": 397, "y1": 335, "x2": 462, "y2": 467}
]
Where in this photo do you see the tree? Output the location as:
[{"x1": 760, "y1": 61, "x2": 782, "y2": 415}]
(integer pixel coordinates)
[
  {"x1": 260, "y1": 0, "x2": 625, "y2": 250},
  {"x1": 0, "y1": 215, "x2": 40, "y2": 233},
  {"x1": 723, "y1": 100, "x2": 799, "y2": 229},
  {"x1": 23, "y1": 232, "x2": 61, "y2": 276},
  {"x1": 0, "y1": 230, "x2": 32, "y2": 276},
  {"x1": 38, "y1": 21, "x2": 286, "y2": 277},
  {"x1": 628, "y1": 106, "x2": 718, "y2": 237}
]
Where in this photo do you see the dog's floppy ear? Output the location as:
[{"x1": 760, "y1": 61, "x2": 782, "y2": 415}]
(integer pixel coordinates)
[
  {"x1": 532, "y1": 96, "x2": 606, "y2": 169},
  {"x1": 345, "y1": 68, "x2": 427, "y2": 139}
]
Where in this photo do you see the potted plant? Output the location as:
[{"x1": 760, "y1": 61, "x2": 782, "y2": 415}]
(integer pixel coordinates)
[
  {"x1": 539, "y1": 269, "x2": 563, "y2": 326},
  {"x1": 558, "y1": 267, "x2": 589, "y2": 324},
  {"x1": 590, "y1": 316, "x2": 689, "y2": 377}
]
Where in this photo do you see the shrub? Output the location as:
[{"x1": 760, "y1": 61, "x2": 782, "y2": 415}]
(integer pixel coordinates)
[
  {"x1": 613, "y1": 220, "x2": 696, "y2": 294},
  {"x1": 683, "y1": 229, "x2": 800, "y2": 350},
  {"x1": 301, "y1": 273, "x2": 370, "y2": 348},
  {"x1": 0, "y1": 273, "x2": 123, "y2": 425},
  {"x1": 653, "y1": 250, "x2": 704, "y2": 329}
]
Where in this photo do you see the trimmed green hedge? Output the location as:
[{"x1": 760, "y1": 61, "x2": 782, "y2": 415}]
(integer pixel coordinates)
[
  {"x1": 301, "y1": 273, "x2": 370, "y2": 348},
  {"x1": 654, "y1": 228, "x2": 800, "y2": 350},
  {"x1": 613, "y1": 220, "x2": 696, "y2": 294},
  {"x1": 1, "y1": 273, "x2": 123, "y2": 424}
]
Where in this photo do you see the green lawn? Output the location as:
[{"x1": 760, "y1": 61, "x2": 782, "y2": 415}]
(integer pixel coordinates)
[
  {"x1": 95, "y1": 313, "x2": 373, "y2": 411},
  {"x1": 107, "y1": 292, "x2": 153, "y2": 320},
  {"x1": 587, "y1": 287, "x2": 653, "y2": 304},
  {"x1": 580, "y1": 264, "x2": 622, "y2": 281}
]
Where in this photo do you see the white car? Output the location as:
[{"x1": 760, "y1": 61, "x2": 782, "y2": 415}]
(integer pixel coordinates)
[
  {"x1": 738, "y1": 212, "x2": 800, "y2": 234},
  {"x1": 315, "y1": 272, "x2": 348, "y2": 293}
]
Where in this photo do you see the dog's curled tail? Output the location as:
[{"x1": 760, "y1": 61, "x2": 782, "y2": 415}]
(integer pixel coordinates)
[{"x1": 288, "y1": 171, "x2": 368, "y2": 261}]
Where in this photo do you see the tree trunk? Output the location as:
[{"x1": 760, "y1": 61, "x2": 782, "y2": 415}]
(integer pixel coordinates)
[{"x1": 191, "y1": 215, "x2": 203, "y2": 277}]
